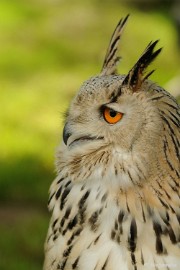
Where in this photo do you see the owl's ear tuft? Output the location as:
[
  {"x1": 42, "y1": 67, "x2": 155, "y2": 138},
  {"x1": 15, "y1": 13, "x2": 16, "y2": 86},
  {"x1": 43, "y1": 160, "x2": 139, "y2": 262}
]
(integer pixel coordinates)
[
  {"x1": 121, "y1": 40, "x2": 162, "y2": 92},
  {"x1": 100, "y1": 15, "x2": 129, "y2": 76}
]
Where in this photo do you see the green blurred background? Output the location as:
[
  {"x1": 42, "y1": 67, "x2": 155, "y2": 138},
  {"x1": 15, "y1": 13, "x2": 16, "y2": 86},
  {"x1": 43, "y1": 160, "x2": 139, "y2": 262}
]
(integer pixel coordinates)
[{"x1": 0, "y1": 0, "x2": 179, "y2": 269}]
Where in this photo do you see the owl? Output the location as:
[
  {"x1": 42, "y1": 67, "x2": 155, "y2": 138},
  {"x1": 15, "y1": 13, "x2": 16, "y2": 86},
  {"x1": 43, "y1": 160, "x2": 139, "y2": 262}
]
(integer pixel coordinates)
[{"x1": 44, "y1": 15, "x2": 180, "y2": 270}]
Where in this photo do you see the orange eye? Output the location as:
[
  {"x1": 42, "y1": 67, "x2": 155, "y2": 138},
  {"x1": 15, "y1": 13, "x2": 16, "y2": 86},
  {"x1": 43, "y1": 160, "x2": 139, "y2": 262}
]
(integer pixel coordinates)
[{"x1": 103, "y1": 107, "x2": 123, "y2": 124}]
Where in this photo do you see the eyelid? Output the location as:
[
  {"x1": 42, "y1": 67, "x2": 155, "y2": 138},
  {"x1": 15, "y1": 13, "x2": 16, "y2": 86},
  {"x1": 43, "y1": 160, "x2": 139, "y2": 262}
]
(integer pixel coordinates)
[{"x1": 100, "y1": 103, "x2": 119, "y2": 114}]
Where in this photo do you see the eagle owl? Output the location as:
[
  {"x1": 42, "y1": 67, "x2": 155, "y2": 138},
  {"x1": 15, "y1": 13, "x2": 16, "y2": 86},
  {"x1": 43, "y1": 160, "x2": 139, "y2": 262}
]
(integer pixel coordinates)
[{"x1": 44, "y1": 16, "x2": 180, "y2": 270}]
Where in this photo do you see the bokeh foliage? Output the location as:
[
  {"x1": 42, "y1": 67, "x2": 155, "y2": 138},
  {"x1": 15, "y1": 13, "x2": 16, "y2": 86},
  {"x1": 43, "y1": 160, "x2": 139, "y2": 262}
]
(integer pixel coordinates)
[{"x1": 0, "y1": 0, "x2": 179, "y2": 269}]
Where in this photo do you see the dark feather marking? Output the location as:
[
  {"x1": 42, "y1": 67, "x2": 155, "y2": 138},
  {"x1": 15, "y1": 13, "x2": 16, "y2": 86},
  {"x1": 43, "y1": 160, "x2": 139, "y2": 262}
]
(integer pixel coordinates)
[
  {"x1": 166, "y1": 211, "x2": 170, "y2": 223},
  {"x1": 140, "y1": 201, "x2": 146, "y2": 222},
  {"x1": 128, "y1": 218, "x2": 137, "y2": 253},
  {"x1": 176, "y1": 213, "x2": 180, "y2": 225},
  {"x1": 114, "y1": 166, "x2": 118, "y2": 175},
  {"x1": 131, "y1": 253, "x2": 137, "y2": 269},
  {"x1": 141, "y1": 250, "x2": 144, "y2": 265},
  {"x1": 94, "y1": 233, "x2": 102, "y2": 244},
  {"x1": 93, "y1": 157, "x2": 100, "y2": 168},
  {"x1": 161, "y1": 211, "x2": 169, "y2": 226},
  {"x1": 101, "y1": 193, "x2": 108, "y2": 202},
  {"x1": 151, "y1": 95, "x2": 164, "y2": 101},
  {"x1": 157, "y1": 181, "x2": 171, "y2": 200},
  {"x1": 68, "y1": 215, "x2": 78, "y2": 230},
  {"x1": 56, "y1": 186, "x2": 63, "y2": 200},
  {"x1": 142, "y1": 69, "x2": 155, "y2": 81},
  {"x1": 64, "y1": 207, "x2": 72, "y2": 219},
  {"x1": 165, "y1": 130, "x2": 180, "y2": 168},
  {"x1": 60, "y1": 217, "x2": 66, "y2": 228},
  {"x1": 67, "y1": 228, "x2": 82, "y2": 245},
  {"x1": 87, "y1": 239, "x2": 95, "y2": 249},
  {"x1": 72, "y1": 257, "x2": 80, "y2": 269},
  {"x1": 106, "y1": 48, "x2": 118, "y2": 66},
  {"x1": 51, "y1": 259, "x2": 56, "y2": 266},
  {"x1": 62, "y1": 215, "x2": 78, "y2": 235},
  {"x1": 60, "y1": 188, "x2": 71, "y2": 210},
  {"x1": 162, "y1": 101, "x2": 178, "y2": 110},
  {"x1": 98, "y1": 151, "x2": 105, "y2": 164},
  {"x1": 117, "y1": 235, "x2": 120, "y2": 243},
  {"x1": 168, "y1": 204, "x2": 175, "y2": 214},
  {"x1": 52, "y1": 218, "x2": 58, "y2": 229},
  {"x1": 147, "y1": 205, "x2": 154, "y2": 217},
  {"x1": 136, "y1": 163, "x2": 146, "y2": 180},
  {"x1": 64, "y1": 180, "x2": 71, "y2": 187},
  {"x1": 63, "y1": 245, "x2": 73, "y2": 257},
  {"x1": 122, "y1": 165, "x2": 126, "y2": 173},
  {"x1": 167, "y1": 111, "x2": 180, "y2": 128},
  {"x1": 53, "y1": 235, "x2": 57, "y2": 241},
  {"x1": 47, "y1": 232, "x2": 53, "y2": 243},
  {"x1": 161, "y1": 114, "x2": 176, "y2": 136},
  {"x1": 118, "y1": 210, "x2": 125, "y2": 234},
  {"x1": 115, "y1": 220, "x2": 118, "y2": 230},
  {"x1": 58, "y1": 258, "x2": 67, "y2": 270},
  {"x1": 158, "y1": 196, "x2": 169, "y2": 209},
  {"x1": 79, "y1": 206, "x2": 86, "y2": 225},
  {"x1": 57, "y1": 177, "x2": 65, "y2": 184},
  {"x1": 156, "y1": 237, "x2": 163, "y2": 254},
  {"x1": 168, "y1": 225, "x2": 177, "y2": 244},
  {"x1": 168, "y1": 183, "x2": 179, "y2": 198},
  {"x1": 78, "y1": 190, "x2": 90, "y2": 209},
  {"x1": 153, "y1": 222, "x2": 164, "y2": 254},
  {"x1": 78, "y1": 190, "x2": 90, "y2": 225},
  {"x1": 163, "y1": 140, "x2": 174, "y2": 172},
  {"x1": 101, "y1": 254, "x2": 110, "y2": 270},
  {"x1": 111, "y1": 230, "x2": 116, "y2": 240},
  {"x1": 62, "y1": 228, "x2": 67, "y2": 236},
  {"x1": 153, "y1": 186, "x2": 163, "y2": 197},
  {"x1": 164, "y1": 190, "x2": 171, "y2": 200},
  {"x1": 127, "y1": 170, "x2": 135, "y2": 184},
  {"x1": 170, "y1": 175, "x2": 179, "y2": 188},
  {"x1": 110, "y1": 36, "x2": 120, "y2": 53},
  {"x1": 153, "y1": 222, "x2": 162, "y2": 235},
  {"x1": 80, "y1": 183, "x2": 86, "y2": 191},
  {"x1": 161, "y1": 115, "x2": 179, "y2": 160},
  {"x1": 126, "y1": 194, "x2": 130, "y2": 213},
  {"x1": 89, "y1": 209, "x2": 102, "y2": 231},
  {"x1": 170, "y1": 130, "x2": 179, "y2": 152},
  {"x1": 48, "y1": 191, "x2": 55, "y2": 205},
  {"x1": 169, "y1": 133, "x2": 180, "y2": 162},
  {"x1": 169, "y1": 110, "x2": 180, "y2": 126},
  {"x1": 118, "y1": 210, "x2": 125, "y2": 223}
]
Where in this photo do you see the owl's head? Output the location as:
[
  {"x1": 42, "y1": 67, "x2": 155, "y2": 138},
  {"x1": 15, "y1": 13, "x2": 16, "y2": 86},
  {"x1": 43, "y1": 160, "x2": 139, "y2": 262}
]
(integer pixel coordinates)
[{"x1": 57, "y1": 16, "x2": 179, "y2": 188}]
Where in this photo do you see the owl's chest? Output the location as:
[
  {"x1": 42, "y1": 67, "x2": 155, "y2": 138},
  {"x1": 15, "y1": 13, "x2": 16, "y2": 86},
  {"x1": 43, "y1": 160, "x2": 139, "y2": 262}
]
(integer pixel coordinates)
[
  {"x1": 45, "y1": 178, "x2": 132, "y2": 269},
  {"x1": 45, "y1": 177, "x2": 180, "y2": 270}
]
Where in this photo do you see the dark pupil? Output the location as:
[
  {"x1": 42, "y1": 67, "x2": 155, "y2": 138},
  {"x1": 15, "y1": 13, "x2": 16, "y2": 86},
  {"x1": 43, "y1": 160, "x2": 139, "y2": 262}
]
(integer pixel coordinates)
[{"x1": 109, "y1": 109, "x2": 117, "y2": 118}]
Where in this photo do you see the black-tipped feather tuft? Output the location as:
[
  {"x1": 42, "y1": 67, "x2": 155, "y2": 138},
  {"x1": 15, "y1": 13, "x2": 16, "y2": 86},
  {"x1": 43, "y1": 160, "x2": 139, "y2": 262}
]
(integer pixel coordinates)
[
  {"x1": 101, "y1": 15, "x2": 129, "y2": 76},
  {"x1": 121, "y1": 40, "x2": 162, "y2": 92}
]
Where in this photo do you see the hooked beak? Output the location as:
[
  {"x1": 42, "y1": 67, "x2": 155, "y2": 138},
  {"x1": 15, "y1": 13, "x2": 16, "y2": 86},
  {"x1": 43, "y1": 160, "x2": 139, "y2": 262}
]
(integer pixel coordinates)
[
  {"x1": 63, "y1": 123, "x2": 72, "y2": 145},
  {"x1": 63, "y1": 123, "x2": 104, "y2": 147}
]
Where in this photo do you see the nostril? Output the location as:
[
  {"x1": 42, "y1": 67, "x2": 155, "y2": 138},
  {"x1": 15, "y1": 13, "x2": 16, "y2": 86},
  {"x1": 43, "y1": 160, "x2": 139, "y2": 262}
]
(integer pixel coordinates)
[{"x1": 63, "y1": 123, "x2": 72, "y2": 145}]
